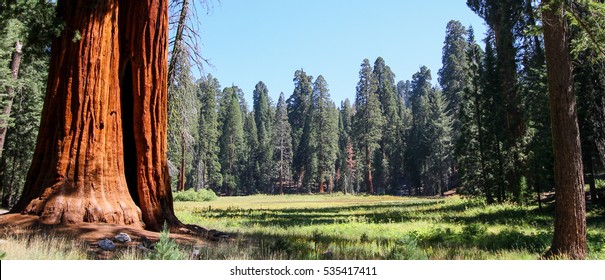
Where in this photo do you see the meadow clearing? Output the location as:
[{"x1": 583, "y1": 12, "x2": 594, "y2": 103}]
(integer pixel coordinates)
[
  {"x1": 1, "y1": 194, "x2": 604, "y2": 260},
  {"x1": 173, "y1": 194, "x2": 605, "y2": 260}
]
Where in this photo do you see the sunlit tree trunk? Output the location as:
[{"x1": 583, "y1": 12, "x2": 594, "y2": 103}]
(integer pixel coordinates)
[
  {"x1": 542, "y1": 0, "x2": 587, "y2": 259},
  {"x1": 12, "y1": 0, "x2": 179, "y2": 231}
]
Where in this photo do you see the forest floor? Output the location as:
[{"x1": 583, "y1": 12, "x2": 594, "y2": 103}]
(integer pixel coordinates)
[
  {"x1": 0, "y1": 212, "x2": 210, "y2": 259},
  {"x1": 1, "y1": 194, "x2": 604, "y2": 260}
]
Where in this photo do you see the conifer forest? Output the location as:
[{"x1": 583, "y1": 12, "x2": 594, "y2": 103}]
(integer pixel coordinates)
[{"x1": 0, "y1": 0, "x2": 604, "y2": 261}]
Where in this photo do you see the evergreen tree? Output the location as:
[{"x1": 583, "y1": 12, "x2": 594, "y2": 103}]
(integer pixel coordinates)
[
  {"x1": 337, "y1": 99, "x2": 356, "y2": 194},
  {"x1": 468, "y1": 0, "x2": 526, "y2": 202},
  {"x1": 542, "y1": 0, "x2": 587, "y2": 259},
  {"x1": 397, "y1": 80, "x2": 412, "y2": 108},
  {"x1": 407, "y1": 66, "x2": 432, "y2": 195},
  {"x1": 518, "y1": 3, "x2": 553, "y2": 207},
  {"x1": 438, "y1": 20, "x2": 469, "y2": 145},
  {"x1": 426, "y1": 88, "x2": 453, "y2": 196},
  {"x1": 219, "y1": 87, "x2": 245, "y2": 195},
  {"x1": 575, "y1": 49, "x2": 605, "y2": 204},
  {"x1": 312, "y1": 75, "x2": 339, "y2": 193},
  {"x1": 353, "y1": 59, "x2": 383, "y2": 194},
  {"x1": 373, "y1": 57, "x2": 402, "y2": 193},
  {"x1": 287, "y1": 69, "x2": 314, "y2": 192},
  {"x1": 188, "y1": 74, "x2": 222, "y2": 193},
  {"x1": 482, "y1": 33, "x2": 508, "y2": 203},
  {"x1": 456, "y1": 26, "x2": 492, "y2": 202},
  {"x1": 167, "y1": 46, "x2": 198, "y2": 192},
  {"x1": 253, "y1": 81, "x2": 274, "y2": 193},
  {"x1": 273, "y1": 93, "x2": 293, "y2": 195},
  {"x1": 0, "y1": 1, "x2": 55, "y2": 208},
  {"x1": 243, "y1": 111, "x2": 259, "y2": 194}
]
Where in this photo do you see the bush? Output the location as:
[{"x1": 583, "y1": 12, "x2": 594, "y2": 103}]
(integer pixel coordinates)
[
  {"x1": 173, "y1": 189, "x2": 217, "y2": 202},
  {"x1": 388, "y1": 235, "x2": 428, "y2": 260},
  {"x1": 462, "y1": 223, "x2": 488, "y2": 238},
  {"x1": 148, "y1": 223, "x2": 187, "y2": 260}
]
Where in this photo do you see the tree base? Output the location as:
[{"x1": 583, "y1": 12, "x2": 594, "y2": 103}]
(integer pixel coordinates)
[{"x1": 14, "y1": 182, "x2": 145, "y2": 228}]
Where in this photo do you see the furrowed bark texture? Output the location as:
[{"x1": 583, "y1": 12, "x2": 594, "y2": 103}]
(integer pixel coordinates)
[
  {"x1": 12, "y1": 0, "x2": 179, "y2": 231},
  {"x1": 542, "y1": 0, "x2": 587, "y2": 260}
]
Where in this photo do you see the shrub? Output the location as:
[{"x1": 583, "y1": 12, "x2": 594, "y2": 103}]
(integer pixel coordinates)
[
  {"x1": 148, "y1": 223, "x2": 187, "y2": 260},
  {"x1": 388, "y1": 235, "x2": 428, "y2": 260},
  {"x1": 173, "y1": 189, "x2": 217, "y2": 202},
  {"x1": 462, "y1": 223, "x2": 488, "y2": 238}
]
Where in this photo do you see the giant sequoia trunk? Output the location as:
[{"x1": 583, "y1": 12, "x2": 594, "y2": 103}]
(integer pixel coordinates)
[
  {"x1": 542, "y1": 0, "x2": 587, "y2": 259},
  {"x1": 11, "y1": 0, "x2": 180, "y2": 231}
]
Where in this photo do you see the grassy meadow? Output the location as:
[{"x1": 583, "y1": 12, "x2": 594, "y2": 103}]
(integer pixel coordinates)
[
  {"x1": 1, "y1": 194, "x2": 604, "y2": 260},
  {"x1": 174, "y1": 194, "x2": 605, "y2": 260}
]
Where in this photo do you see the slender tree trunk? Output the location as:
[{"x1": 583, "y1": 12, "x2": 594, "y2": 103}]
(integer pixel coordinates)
[
  {"x1": 535, "y1": 183, "x2": 543, "y2": 211},
  {"x1": 0, "y1": 41, "x2": 23, "y2": 158},
  {"x1": 366, "y1": 146, "x2": 373, "y2": 194},
  {"x1": 12, "y1": 0, "x2": 180, "y2": 231},
  {"x1": 586, "y1": 147, "x2": 598, "y2": 203},
  {"x1": 179, "y1": 134, "x2": 186, "y2": 192},
  {"x1": 542, "y1": 0, "x2": 587, "y2": 259},
  {"x1": 475, "y1": 90, "x2": 493, "y2": 204},
  {"x1": 167, "y1": 0, "x2": 190, "y2": 86},
  {"x1": 319, "y1": 170, "x2": 325, "y2": 193}
]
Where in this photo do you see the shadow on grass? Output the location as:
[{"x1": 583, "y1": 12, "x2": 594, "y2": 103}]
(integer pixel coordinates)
[{"x1": 194, "y1": 200, "x2": 442, "y2": 228}]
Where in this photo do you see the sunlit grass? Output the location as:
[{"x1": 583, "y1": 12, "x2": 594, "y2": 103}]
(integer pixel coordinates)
[
  {"x1": 1, "y1": 195, "x2": 603, "y2": 260},
  {"x1": 174, "y1": 194, "x2": 605, "y2": 260},
  {"x1": 0, "y1": 231, "x2": 87, "y2": 260}
]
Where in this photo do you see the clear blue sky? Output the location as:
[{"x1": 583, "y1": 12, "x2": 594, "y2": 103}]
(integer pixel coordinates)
[{"x1": 196, "y1": 0, "x2": 487, "y2": 106}]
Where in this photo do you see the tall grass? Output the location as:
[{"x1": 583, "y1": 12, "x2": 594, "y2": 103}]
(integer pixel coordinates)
[{"x1": 0, "y1": 231, "x2": 87, "y2": 260}]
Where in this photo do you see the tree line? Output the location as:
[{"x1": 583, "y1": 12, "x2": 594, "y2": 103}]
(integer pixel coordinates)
[
  {"x1": 1, "y1": 1, "x2": 603, "y2": 205},
  {"x1": 1, "y1": 0, "x2": 603, "y2": 259}
]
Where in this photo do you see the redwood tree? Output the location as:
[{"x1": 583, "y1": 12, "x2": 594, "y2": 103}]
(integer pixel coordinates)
[
  {"x1": 11, "y1": 0, "x2": 180, "y2": 231},
  {"x1": 542, "y1": 0, "x2": 587, "y2": 259}
]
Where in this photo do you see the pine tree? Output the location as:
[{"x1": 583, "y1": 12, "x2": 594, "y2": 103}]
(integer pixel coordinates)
[
  {"x1": 426, "y1": 88, "x2": 453, "y2": 196},
  {"x1": 456, "y1": 26, "x2": 492, "y2": 202},
  {"x1": 167, "y1": 46, "x2": 198, "y2": 192},
  {"x1": 482, "y1": 33, "x2": 508, "y2": 203},
  {"x1": 337, "y1": 99, "x2": 356, "y2": 194},
  {"x1": 408, "y1": 66, "x2": 432, "y2": 195},
  {"x1": 397, "y1": 80, "x2": 412, "y2": 108},
  {"x1": 288, "y1": 69, "x2": 314, "y2": 192},
  {"x1": 373, "y1": 57, "x2": 402, "y2": 193},
  {"x1": 312, "y1": 75, "x2": 339, "y2": 193},
  {"x1": 188, "y1": 74, "x2": 222, "y2": 193},
  {"x1": 219, "y1": 87, "x2": 245, "y2": 195},
  {"x1": 243, "y1": 111, "x2": 259, "y2": 194},
  {"x1": 519, "y1": 2, "x2": 553, "y2": 207},
  {"x1": 253, "y1": 81, "x2": 274, "y2": 193},
  {"x1": 273, "y1": 93, "x2": 293, "y2": 195},
  {"x1": 353, "y1": 59, "x2": 383, "y2": 194},
  {"x1": 468, "y1": 0, "x2": 526, "y2": 202},
  {"x1": 0, "y1": 1, "x2": 55, "y2": 208},
  {"x1": 438, "y1": 20, "x2": 469, "y2": 146},
  {"x1": 542, "y1": 0, "x2": 587, "y2": 259}
]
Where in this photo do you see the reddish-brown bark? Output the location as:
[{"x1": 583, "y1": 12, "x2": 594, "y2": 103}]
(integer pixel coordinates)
[
  {"x1": 542, "y1": 0, "x2": 587, "y2": 260},
  {"x1": 12, "y1": 0, "x2": 179, "y2": 231}
]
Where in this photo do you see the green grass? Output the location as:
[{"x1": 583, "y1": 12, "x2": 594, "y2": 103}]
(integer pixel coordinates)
[
  {"x1": 1, "y1": 195, "x2": 603, "y2": 259},
  {"x1": 174, "y1": 194, "x2": 605, "y2": 260}
]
